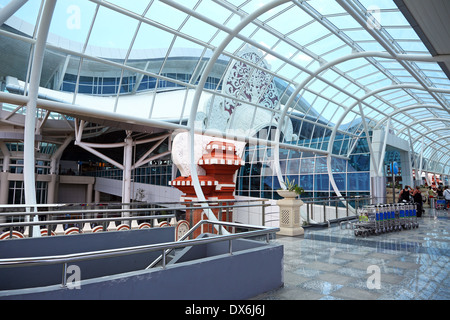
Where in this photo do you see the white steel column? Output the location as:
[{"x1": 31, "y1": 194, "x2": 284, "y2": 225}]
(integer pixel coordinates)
[
  {"x1": 122, "y1": 132, "x2": 133, "y2": 210},
  {"x1": 23, "y1": 0, "x2": 56, "y2": 237},
  {"x1": 47, "y1": 135, "x2": 73, "y2": 204}
]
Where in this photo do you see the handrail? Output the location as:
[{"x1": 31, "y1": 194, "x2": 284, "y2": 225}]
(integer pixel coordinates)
[
  {"x1": 145, "y1": 218, "x2": 210, "y2": 269},
  {"x1": 0, "y1": 202, "x2": 269, "y2": 218},
  {"x1": 0, "y1": 199, "x2": 267, "y2": 210},
  {"x1": 0, "y1": 220, "x2": 279, "y2": 288},
  {"x1": 0, "y1": 202, "x2": 270, "y2": 231}
]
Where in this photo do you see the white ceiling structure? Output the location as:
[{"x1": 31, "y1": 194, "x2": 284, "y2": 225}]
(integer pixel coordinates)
[{"x1": 0, "y1": 0, "x2": 449, "y2": 182}]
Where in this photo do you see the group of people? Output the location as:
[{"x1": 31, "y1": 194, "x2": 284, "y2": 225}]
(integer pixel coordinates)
[
  {"x1": 398, "y1": 185, "x2": 425, "y2": 217},
  {"x1": 398, "y1": 185, "x2": 450, "y2": 217}
]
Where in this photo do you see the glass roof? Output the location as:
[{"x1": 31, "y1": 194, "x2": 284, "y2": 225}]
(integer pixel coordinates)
[{"x1": 0, "y1": 0, "x2": 449, "y2": 175}]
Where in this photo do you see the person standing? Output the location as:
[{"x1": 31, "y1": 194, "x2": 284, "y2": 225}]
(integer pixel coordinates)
[
  {"x1": 428, "y1": 186, "x2": 436, "y2": 208},
  {"x1": 443, "y1": 186, "x2": 450, "y2": 211},
  {"x1": 413, "y1": 186, "x2": 424, "y2": 217},
  {"x1": 399, "y1": 185, "x2": 412, "y2": 202}
]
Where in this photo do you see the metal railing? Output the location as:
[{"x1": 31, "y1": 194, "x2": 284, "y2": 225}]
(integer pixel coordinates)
[
  {"x1": 0, "y1": 219, "x2": 279, "y2": 288},
  {"x1": 0, "y1": 203, "x2": 177, "y2": 238},
  {"x1": 0, "y1": 200, "x2": 270, "y2": 238},
  {"x1": 295, "y1": 195, "x2": 373, "y2": 225},
  {"x1": 303, "y1": 195, "x2": 373, "y2": 225}
]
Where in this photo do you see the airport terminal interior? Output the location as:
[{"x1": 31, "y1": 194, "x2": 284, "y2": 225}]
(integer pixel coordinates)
[{"x1": 0, "y1": 0, "x2": 449, "y2": 300}]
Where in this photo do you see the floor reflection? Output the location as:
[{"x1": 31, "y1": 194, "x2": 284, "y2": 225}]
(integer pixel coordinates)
[{"x1": 253, "y1": 208, "x2": 449, "y2": 300}]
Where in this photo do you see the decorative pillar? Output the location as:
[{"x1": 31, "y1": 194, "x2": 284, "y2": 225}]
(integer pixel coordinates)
[
  {"x1": 276, "y1": 190, "x2": 304, "y2": 236},
  {"x1": 170, "y1": 140, "x2": 244, "y2": 238}
]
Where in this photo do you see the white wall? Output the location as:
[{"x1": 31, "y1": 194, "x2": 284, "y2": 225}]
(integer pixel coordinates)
[{"x1": 94, "y1": 177, "x2": 182, "y2": 203}]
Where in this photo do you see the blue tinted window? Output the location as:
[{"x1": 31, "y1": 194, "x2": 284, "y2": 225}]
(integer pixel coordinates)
[
  {"x1": 315, "y1": 174, "x2": 329, "y2": 191},
  {"x1": 333, "y1": 173, "x2": 346, "y2": 190},
  {"x1": 348, "y1": 154, "x2": 370, "y2": 172},
  {"x1": 299, "y1": 175, "x2": 313, "y2": 191},
  {"x1": 347, "y1": 172, "x2": 370, "y2": 191}
]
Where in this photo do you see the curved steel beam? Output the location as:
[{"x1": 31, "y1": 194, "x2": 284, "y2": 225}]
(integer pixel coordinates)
[
  {"x1": 0, "y1": 0, "x2": 28, "y2": 26},
  {"x1": 185, "y1": 0, "x2": 290, "y2": 227},
  {"x1": 23, "y1": 0, "x2": 56, "y2": 236},
  {"x1": 396, "y1": 118, "x2": 450, "y2": 136},
  {"x1": 411, "y1": 126, "x2": 450, "y2": 145},
  {"x1": 374, "y1": 104, "x2": 444, "y2": 130}
]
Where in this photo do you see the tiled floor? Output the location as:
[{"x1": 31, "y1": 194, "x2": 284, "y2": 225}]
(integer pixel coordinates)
[{"x1": 253, "y1": 208, "x2": 449, "y2": 300}]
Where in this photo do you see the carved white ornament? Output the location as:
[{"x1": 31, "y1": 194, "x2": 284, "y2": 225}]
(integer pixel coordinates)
[{"x1": 201, "y1": 46, "x2": 294, "y2": 141}]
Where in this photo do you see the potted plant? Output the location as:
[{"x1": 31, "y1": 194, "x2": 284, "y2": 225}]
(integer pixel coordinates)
[{"x1": 277, "y1": 177, "x2": 304, "y2": 198}]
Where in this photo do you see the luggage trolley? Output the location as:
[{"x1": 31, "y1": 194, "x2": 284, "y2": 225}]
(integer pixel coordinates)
[
  {"x1": 393, "y1": 203, "x2": 402, "y2": 231},
  {"x1": 386, "y1": 203, "x2": 396, "y2": 232},
  {"x1": 354, "y1": 202, "x2": 419, "y2": 237},
  {"x1": 354, "y1": 205, "x2": 377, "y2": 237},
  {"x1": 436, "y1": 197, "x2": 446, "y2": 211},
  {"x1": 411, "y1": 202, "x2": 419, "y2": 228},
  {"x1": 398, "y1": 202, "x2": 407, "y2": 230},
  {"x1": 398, "y1": 201, "x2": 419, "y2": 230},
  {"x1": 379, "y1": 204, "x2": 389, "y2": 234}
]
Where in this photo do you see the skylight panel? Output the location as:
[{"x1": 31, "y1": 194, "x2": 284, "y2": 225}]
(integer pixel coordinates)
[
  {"x1": 289, "y1": 21, "x2": 332, "y2": 48},
  {"x1": 309, "y1": 0, "x2": 347, "y2": 15},
  {"x1": 105, "y1": 0, "x2": 149, "y2": 15},
  {"x1": 346, "y1": 64, "x2": 379, "y2": 81},
  {"x1": 306, "y1": 79, "x2": 329, "y2": 93},
  {"x1": 355, "y1": 40, "x2": 387, "y2": 52},
  {"x1": 146, "y1": 0, "x2": 189, "y2": 31},
  {"x1": 181, "y1": 16, "x2": 220, "y2": 44},
  {"x1": 305, "y1": 34, "x2": 346, "y2": 57},
  {"x1": 266, "y1": 5, "x2": 315, "y2": 35},
  {"x1": 326, "y1": 14, "x2": 364, "y2": 30},
  {"x1": 276, "y1": 63, "x2": 303, "y2": 82},
  {"x1": 130, "y1": 22, "x2": 176, "y2": 53},
  {"x1": 321, "y1": 45, "x2": 353, "y2": 62},
  {"x1": 195, "y1": 0, "x2": 235, "y2": 27},
  {"x1": 384, "y1": 27, "x2": 420, "y2": 41},
  {"x1": 86, "y1": 6, "x2": 139, "y2": 52},
  {"x1": 258, "y1": 1, "x2": 294, "y2": 22},
  {"x1": 335, "y1": 57, "x2": 369, "y2": 73},
  {"x1": 357, "y1": 0, "x2": 399, "y2": 10},
  {"x1": 396, "y1": 40, "x2": 430, "y2": 54},
  {"x1": 249, "y1": 28, "x2": 280, "y2": 51}
]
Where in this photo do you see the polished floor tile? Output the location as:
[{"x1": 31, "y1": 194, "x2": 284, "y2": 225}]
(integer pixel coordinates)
[{"x1": 253, "y1": 208, "x2": 449, "y2": 300}]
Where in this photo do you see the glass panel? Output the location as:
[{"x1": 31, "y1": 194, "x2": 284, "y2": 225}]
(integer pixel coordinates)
[
  {"x1": 146, "y1": 1, "x2": 189, "y2": 31},
  {"x1": 315, "y1": 174, "x2": 329, "y2": 191},
  {"x1": 86, "y1": 6, "x2": 139, "y2": 52},
  {"x1": 347, "y1": 172, "x2": 370, "y2": 191}
]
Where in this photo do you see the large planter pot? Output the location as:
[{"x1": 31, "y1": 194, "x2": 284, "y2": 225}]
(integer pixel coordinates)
[{"x1": 277, "y1": 190, "x2": 298, "y2": 198}]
